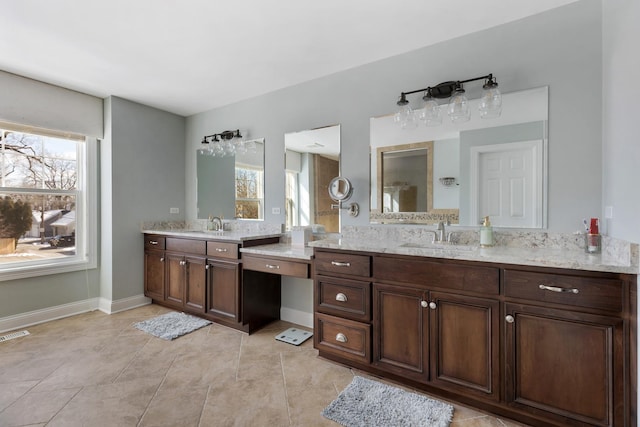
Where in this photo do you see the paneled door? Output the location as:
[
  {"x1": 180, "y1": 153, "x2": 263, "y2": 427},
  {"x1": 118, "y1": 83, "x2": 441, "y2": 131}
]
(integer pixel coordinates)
[{"x1": 471, "y1": 140, "x2": 543, "y2": 228}]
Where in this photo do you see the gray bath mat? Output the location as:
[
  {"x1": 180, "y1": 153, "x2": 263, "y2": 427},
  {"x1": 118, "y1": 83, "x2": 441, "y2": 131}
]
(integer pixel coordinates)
[
  {"x1": 134, "y1": 311, "x2": 211, "y2": 340},
  {"x1": 322, "y1": 376, "x2": 454, "y2": 427}
]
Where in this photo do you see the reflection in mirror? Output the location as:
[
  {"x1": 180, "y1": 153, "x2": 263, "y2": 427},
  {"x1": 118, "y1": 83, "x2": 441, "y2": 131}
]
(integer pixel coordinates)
[
  {"x1": 284, "y1": 125, "x2": 340, "y2": 232},
  {"x1": 370, "y1": 86, "x2": 548, "y2": 228},
  {"x1": 197, "y1": 138, "x2": 265, "y2": 220}
]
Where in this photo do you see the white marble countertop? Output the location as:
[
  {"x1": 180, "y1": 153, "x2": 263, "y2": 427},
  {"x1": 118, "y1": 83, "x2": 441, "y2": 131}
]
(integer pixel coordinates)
[
  {"x1": 142, "y1": 229, "x2": 282, "y2": 244},
  {"x1": 240, "y1": 243, "x2": 314, "y2": 261},
  {"x1": 309, "y1": 238, "x2": 639, "y2": 275}
]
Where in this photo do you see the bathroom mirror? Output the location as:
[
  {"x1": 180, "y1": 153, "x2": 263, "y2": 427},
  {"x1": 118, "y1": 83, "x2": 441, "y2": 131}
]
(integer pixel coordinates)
[
  {"x1": 328, "y1": 176, "x2": 353, "y2": 202},
  {"x1": 197, "y1": 138, "x2": 265, "y2": 220},
  {"x1": 370, "y1": 86, "x2": 548, "y2": 228},
  {"x1": 284, "y1": 125, "x2": 340, "y2": 232}
]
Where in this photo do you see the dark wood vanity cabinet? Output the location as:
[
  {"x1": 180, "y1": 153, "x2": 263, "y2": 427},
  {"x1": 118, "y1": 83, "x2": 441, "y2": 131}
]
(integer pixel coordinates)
[
  {"x1": 313, "y1": 248, "x2": 637, "y2": 427},
  {"x1": 143, "y1": 233, "x2": 280, "y2": 333},
  {"x1": 143, "y1": 235, "x2": 165, "y2": 301}
]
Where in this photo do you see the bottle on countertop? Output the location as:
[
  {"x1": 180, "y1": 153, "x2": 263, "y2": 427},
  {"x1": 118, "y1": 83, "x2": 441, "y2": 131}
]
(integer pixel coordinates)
[{"x1": 480, "y1": 216, "x2": 494, "y2": 247}]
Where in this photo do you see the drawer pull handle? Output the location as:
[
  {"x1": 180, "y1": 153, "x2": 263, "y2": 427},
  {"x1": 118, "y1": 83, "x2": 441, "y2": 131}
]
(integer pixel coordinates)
[
  {"x1": 539, "y1": 284, "x2": 579, "y2": 294},
  {"x1": 331, "y1": 261, "x2": 351, "y2": 267},
  {"x1": 335, "y1": 333, "x2": 348, "y2": 343},
  {"x1": 215, "y1": 248, "x2": 228, "y2": 252},
  {"x1": 266, "y1": 264, "x2": 280, "y2": 269},
  {"x1": 505, "y1": 315, "x2": 515, "y2": 323},
  {"x1": 149, "y1": 240, "x2": 158, "y2": 245},
  {"x1": 335, "y1": 293, "x2": 348, "y2": 302}
]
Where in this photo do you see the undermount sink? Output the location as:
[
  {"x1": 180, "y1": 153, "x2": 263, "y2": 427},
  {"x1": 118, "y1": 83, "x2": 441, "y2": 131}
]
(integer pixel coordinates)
[{"x1": 399, "y1": 242, "x2": 478, "y2": 252}]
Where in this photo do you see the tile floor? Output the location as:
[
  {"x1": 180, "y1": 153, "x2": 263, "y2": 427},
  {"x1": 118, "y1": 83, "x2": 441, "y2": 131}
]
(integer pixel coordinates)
[{"x1": 0, "y1": 305, "x2": 529, "y2": 426}]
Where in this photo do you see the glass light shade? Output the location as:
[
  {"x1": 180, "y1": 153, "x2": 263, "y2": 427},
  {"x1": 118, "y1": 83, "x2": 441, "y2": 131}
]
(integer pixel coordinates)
[
  {"x1": 448, "y1": 90, "x2": 470, "y2": 123},
  {"x1": 479, "y1": 87, "x2": 502, "y2": 118},
  {"x1": 234, "y1": 138, "x2": 247, "y2": 155},
  {"x1": 418, "y1": 98, "x2": 442, "y2": 126},
  {"x1": 393, "y1": 104, "x2": 416, "y2": 129},
  {"x1": 211, "y1": 142, "x2": 224, "y2": 157}
]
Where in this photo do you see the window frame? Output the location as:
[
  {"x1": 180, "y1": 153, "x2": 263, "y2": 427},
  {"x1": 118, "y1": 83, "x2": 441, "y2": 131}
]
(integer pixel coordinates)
[{"x1": 0, "y1": 122, "x2": 97, "y2": 281}]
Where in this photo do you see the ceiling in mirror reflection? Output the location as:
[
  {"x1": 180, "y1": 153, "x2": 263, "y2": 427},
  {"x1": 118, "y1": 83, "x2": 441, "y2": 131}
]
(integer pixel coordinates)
[{"x1": 370, "y1": 87, "x2": 548, "y2": 228}]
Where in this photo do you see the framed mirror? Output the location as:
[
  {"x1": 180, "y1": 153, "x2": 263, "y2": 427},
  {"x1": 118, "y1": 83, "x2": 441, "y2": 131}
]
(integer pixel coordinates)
[
  {"x1": 197, "y1": 138, "x2": 265, "y2": 220},
  {"x1": 284, "y1": 125, "x2": 340, "y2": 232},
  {"x1": 370, "y1": 86, "x2": 548, "y2": 228}
]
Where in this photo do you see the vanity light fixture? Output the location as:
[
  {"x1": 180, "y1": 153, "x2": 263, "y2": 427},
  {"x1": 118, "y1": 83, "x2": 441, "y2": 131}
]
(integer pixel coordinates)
[
  {"x1": 394, "y1": 74, "x2": 501, "y2": 128},
  {"x1": 199, "y1": 129, "x2": 251, "y2": 157}
]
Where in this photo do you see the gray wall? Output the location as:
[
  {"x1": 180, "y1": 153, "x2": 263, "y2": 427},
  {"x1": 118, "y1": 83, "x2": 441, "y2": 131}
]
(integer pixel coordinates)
[
  {"x1": 184, "y1": 0, "x2": 603, "y2": 234},
  {"x1": 102, "y1": 96, "x2": 186, "y2": 301},
  {"x1": 603, "y1": 0, "x2": 640, "y2": 244}
]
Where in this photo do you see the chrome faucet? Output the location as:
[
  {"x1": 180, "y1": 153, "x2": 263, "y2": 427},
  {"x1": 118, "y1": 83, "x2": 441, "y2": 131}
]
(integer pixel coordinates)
[
  {"x1": 210, "y1": 216, "x2": 223, "y2": 231},
  {"x1": 435, "y1": 221, "x2": 446, "y2": 242}
]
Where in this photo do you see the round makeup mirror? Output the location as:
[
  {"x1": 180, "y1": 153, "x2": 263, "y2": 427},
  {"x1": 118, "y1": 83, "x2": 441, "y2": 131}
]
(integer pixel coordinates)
[{"x1": 328, "y1": 176, "x2": 353, "y2": 202}]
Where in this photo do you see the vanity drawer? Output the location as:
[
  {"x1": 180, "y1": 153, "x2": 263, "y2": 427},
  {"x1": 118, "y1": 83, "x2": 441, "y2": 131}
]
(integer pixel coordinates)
[
  {"x1": 166, "y1": 237, "x2": 205, "y2": 255},
  {"x1": 144, "y1": 235, "x2": 165, "y2": 250},
  {"x1": 315, "y1": 313, "x2": 371, "y2": 364},
  {"x1": 242, "y1": 254, "x2": 309, "y2": 278},
  {"x1": 503, "y1": 269, "x2": 624, "y2": 312},
  {"x1": 315, "y1": 251, "x2": 371, "y2": 278},
  {"x1": 207, "y1": 241, "x2": 239, "y2": 260},
  {"x1": 374, "y1": 256, "x2": 499, "y2": 295},
  {"x1": 316, "y1": 276, "x2": 371, "y2": 322}
]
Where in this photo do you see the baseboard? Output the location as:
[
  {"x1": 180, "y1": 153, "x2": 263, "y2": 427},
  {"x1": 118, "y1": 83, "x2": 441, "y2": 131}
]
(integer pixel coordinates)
[
  {"x1": 0, "y1": 294, "x2": 152, "y2": 333},
  {"x1": 98, "y1": 294, "x2": 151, "y2": 314},
  {"x1": 0, "y1": 297, "x2": 100, "y2": 333},
  {"x1": 280, "y1": 307, "x2": 313, "y2": 329}
]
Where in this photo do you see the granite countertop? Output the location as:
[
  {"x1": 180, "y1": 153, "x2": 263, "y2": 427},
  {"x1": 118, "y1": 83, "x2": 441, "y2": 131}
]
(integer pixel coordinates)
[
  {"x1": 240, "y1": 243, "x2": 314, "y2": 261},
  {"x1": 308, "y1": 238, "x2": 639, "y2": 275},
  {"x1": 142, "y1": 229, "x2": 283, "y2": 244}
]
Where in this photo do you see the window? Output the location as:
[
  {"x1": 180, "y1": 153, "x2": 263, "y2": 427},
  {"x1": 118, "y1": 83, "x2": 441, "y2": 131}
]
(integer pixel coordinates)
[
  {"x1": 235, "y1": 164, "x2": 263, "y2": 219},
  {"x1": 0, "y1": 123, "x2": 96, "y2": 280},
  {"x1": 285, "y1": 170, "x2": 299, "y2": 230}
]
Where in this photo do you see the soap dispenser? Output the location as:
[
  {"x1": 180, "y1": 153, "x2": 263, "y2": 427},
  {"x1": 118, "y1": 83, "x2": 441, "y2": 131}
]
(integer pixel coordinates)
[{"x1": 480, "y1": 216, "x2": 494, "y2": 247}]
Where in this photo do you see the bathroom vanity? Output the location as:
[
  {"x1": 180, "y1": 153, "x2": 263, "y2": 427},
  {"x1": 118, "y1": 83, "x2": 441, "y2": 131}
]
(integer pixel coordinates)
[
  {"x1": 143, "y1": 231, "x2": 284, "y2": 333},
  {"x1": 311, "y1": 238, "x2": 637, "y2": 427}
]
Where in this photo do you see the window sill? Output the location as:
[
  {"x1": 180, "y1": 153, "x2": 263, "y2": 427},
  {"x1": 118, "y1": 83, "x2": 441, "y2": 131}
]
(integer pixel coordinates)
[{"x1": 0, "y1": 256, "x2": 97, "y2": 282}]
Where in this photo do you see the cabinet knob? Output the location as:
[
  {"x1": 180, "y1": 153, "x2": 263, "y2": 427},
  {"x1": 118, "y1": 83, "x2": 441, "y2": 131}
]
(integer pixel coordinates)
[
  {"x1": 429, "y1": 302, "x2": 437, "y2": 310},
  {"x1": 179, "y1": 260, "x2": 186, "y2": 266},
  {"x1": 336, "y1": 293, "x2": 348, "y2": 302},
  {"x1": 335, "y1": 333, "x2": 348, "y2": 343},
  {"x1": 160, "y1": 257, "x2": 164, "y2": 262},
  {"x1": 205, "y1": 264, "x2": 210, "y2": 270},
  {"x1": 420, "y1": 300, "x2": 428, "y2": 308},
  {"x1": 505, "y1": 315, "x2": 515, "y2": 323}
]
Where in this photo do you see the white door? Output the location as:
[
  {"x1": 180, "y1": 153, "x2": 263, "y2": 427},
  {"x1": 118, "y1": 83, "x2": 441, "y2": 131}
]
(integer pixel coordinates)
[{"x1": 470, "y1": 140, "x2": 543, "y2": 228}]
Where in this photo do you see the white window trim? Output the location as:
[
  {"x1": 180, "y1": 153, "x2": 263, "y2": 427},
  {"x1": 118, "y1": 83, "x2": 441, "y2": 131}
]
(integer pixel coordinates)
[{"x1": 0, "y1": 132, "x2": 98, "y2": 282}]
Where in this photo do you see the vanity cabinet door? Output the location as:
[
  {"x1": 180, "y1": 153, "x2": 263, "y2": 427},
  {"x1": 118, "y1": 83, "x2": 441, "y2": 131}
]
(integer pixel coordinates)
[
  {"x1": 429, "y1": 291, "x2": 499, "y2": 401},
  {"x1": 144, "y1": 249, "x2": 165, "y2": 301},
  {"x1": 207, "y1": 259, "x2": 240, "y2": 321},
  {"x1": 185, "y1": 255, "x2": 207, "y2": 313},
  {"x1": 504, "y1": 303, "x2": 624, "y2": 427},
  {"x1": 165, "y1": 253, "x2": 186, "y2": 307},
  {"x1": 373, "y1": 282, "x2": 429, "y2": 382}
]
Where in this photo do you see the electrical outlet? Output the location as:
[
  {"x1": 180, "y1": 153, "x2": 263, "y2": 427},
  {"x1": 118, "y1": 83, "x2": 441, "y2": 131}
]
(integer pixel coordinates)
[
  {"x1": 169, "y1": 207, "x2": 179, "y2": 214},
  {"x1": 271, "y1": 207, "x2": 281, "y2": 215}
]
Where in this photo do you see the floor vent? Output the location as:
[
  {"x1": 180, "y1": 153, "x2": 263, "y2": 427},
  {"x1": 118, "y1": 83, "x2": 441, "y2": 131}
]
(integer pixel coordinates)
[{"x1": 0, "y1": 330, "x2": 30, "y2": 343}]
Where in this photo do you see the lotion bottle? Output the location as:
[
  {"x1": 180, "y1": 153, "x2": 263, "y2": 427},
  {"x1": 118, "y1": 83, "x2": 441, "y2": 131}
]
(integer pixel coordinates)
[{"x1": 480, "y1": 216, "x2": 494, "y2": 247}]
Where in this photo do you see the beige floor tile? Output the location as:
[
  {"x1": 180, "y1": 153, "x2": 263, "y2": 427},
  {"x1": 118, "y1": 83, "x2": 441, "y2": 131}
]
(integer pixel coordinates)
[
  {"x1": 139, "y1": 383, "x2": 209, "y2": 427},
  {"x1": 0, "y1": 388, "x2": 80, "y2": 426},
  {"x1": 200, "y1": 377, "x2": 290, "y2": 427},
  {"x1": 281, "y1": 349, "x2": 353, "y2": 390},
  {"x1": 0, "y1": 352, "x2": 68, "y2": 384},
  {"x1": 47, "y1": 377, "x2": 162, "y2": 426},
  {"x1": 0, "y1": 380, "x2": 38, "y2": 412},
  {"x1": 286, "y1": 383, "x2": 341, "y2": 426},
  {"x1": 236, "y1": 352, "x2": 284, "y2": 382}
]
